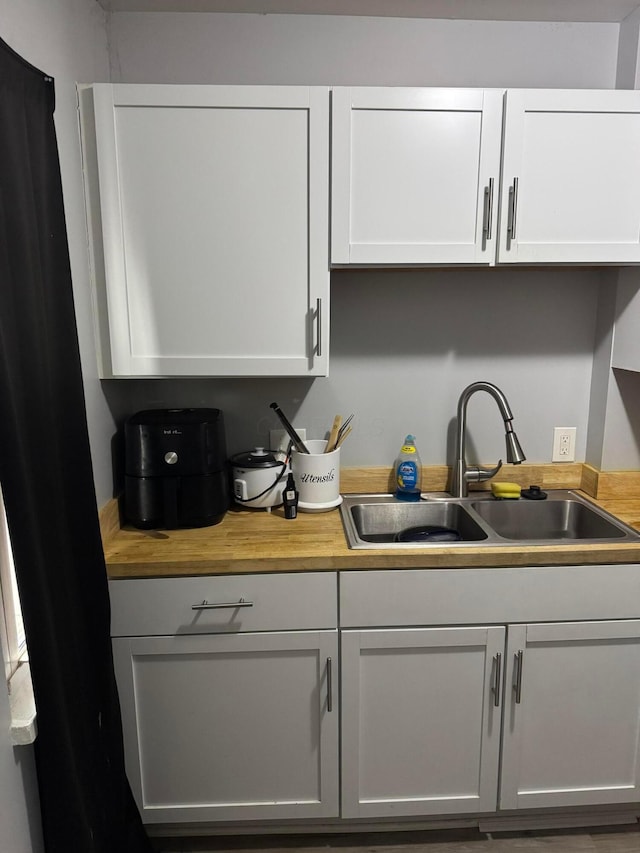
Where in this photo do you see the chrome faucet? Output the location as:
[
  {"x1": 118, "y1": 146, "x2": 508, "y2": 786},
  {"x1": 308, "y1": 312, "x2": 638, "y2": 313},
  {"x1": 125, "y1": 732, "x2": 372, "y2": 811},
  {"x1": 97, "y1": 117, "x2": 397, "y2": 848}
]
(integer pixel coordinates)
[{"x1": 450, "y1": 381, "x2": 526, "y2": 497}]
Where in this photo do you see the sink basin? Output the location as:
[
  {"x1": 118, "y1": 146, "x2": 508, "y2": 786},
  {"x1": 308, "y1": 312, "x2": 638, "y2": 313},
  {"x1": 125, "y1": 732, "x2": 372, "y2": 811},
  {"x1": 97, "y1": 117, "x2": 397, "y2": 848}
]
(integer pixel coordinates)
[
  {"x1": 470, "y1": 497, "x2": 628, "y2": 541},
  {"x1": 349, "y1": 501, "x2": 488, "y2": 545},
  {"x1": 340, "y1": 491, "x2": 640, "y2": 550}
]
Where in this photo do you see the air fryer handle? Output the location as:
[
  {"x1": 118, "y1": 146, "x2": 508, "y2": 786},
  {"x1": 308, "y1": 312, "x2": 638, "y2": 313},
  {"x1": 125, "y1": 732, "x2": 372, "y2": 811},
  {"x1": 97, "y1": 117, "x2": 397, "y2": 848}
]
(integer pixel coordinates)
[{"x1": 163, "y1": 478, "x2": 179, "y2": 529}]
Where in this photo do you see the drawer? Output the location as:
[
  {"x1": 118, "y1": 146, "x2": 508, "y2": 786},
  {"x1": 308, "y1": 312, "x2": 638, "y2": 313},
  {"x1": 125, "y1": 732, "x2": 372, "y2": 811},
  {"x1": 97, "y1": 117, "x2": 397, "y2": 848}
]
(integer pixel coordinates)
[
  {"x1": 110, "y1": 572, "x2": 337, "y2": 636},
  {"x1": 339, "y1": 565, "x2": 640, "y2": 627}
]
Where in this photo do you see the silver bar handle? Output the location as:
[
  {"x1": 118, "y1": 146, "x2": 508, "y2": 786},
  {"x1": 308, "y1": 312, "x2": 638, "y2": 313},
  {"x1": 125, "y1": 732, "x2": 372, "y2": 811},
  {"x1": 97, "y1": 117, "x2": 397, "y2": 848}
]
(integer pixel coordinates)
[
  {"x1": 192, "y1": 598, "x2": 254, "y2": 611},
  {"x1": 315, "y1": 297, "x2": 322, "y2": 358},
  {"x1": 507, "y1": 177, "x2": 519, "y2": 244},
  {"x1": 492, "y1": 652, "x2": 502, "y2": 707},
  {"x1": 482, "y1": 177, "x2": 494, "y2": 242},
  {"x1": 326, "y1": 656, "x2": 333, "y2": 712},
  {"x1": 513, "y1": 649, "x2": 524, "y2": 704}
]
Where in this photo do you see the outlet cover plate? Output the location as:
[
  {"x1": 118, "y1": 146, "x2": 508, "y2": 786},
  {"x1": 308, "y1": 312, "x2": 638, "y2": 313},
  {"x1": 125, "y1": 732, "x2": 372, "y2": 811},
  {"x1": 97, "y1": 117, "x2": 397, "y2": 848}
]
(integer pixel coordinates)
[
  {"x1": 552, "y1": 427, "x2": 576, "y2": 462},
  {"x1": 269, "y1": 428, "x2": 306, "y2": 454}
]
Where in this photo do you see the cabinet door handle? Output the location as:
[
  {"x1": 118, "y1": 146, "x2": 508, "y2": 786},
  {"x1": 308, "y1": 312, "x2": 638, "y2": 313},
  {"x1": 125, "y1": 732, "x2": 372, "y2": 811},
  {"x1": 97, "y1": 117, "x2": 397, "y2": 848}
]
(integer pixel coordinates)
[
  {"x1": 191, "y1": 598, "x2": 254, "y2": 611},
  {"x1": 326, "y1": 656, "x2": 333, "y2": 712},
  {"x1": 513, "y1": 649, "x2": 524, "y2": 704},
  {"x1": 507, "y1": 177, "x2": 519, "y2": 244},
  {"x1": 315, "y1": 298, "x2": 322, "y2": 358},
  {"x1": 483, "y1": 178, "x2": 494, "y2": 242},
  {"x1": 491, "y1": 651, "x2": 502, "y2": 707}
]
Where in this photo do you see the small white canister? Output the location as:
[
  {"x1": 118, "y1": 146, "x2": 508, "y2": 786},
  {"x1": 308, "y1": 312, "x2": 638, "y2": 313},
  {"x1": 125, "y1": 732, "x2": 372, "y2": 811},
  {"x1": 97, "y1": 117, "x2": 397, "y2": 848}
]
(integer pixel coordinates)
[
  {"x1": 230, "y1": 448, "x2": 288, "y2": 510},
  {"x1": 291, "y1": 439, "x2": 341, "y2": 511}
]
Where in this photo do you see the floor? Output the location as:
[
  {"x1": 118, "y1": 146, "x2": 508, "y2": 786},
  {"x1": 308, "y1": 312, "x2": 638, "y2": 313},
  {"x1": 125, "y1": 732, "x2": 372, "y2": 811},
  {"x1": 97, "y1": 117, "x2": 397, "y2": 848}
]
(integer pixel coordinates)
[{"x1": 151, "y1": 826, "x2": 640, "y2": 853}]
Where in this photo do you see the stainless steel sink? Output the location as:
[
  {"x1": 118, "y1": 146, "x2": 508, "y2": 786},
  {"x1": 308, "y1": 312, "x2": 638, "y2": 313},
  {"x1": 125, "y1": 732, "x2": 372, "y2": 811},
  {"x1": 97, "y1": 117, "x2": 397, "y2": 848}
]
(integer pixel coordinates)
[
  {"x1": 470, "y1": 496, "x2": 627, "y2": 541},
  {"x1": 340, "y1": 490, "x2": 640, "y2": 549},
  {"x1": 348, "y1": 501, "x2": 488, "y2": 545}
]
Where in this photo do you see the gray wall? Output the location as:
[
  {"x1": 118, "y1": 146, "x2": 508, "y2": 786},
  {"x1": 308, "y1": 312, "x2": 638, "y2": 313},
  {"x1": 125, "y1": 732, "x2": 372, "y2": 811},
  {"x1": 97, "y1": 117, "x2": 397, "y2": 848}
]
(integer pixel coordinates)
[
  {"x1": 107, "y1": 13, "x2": 619, "y2": 87},
  {"x1": 105, "y1": 269, "x2": 601, "y2": 478},
  {"x1": 100, "y1": 11, "x2": 622, "y2": 482},
  {"x1": 0, "y1": 1, "x2": 109, "y2": 850}
]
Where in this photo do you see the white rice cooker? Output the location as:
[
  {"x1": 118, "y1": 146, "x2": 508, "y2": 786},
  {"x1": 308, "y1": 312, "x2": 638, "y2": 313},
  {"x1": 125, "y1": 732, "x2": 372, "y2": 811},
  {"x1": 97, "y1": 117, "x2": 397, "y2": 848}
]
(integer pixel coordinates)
[{"x1": 230, "y1": 448, "x2": 289, "y2": 509}]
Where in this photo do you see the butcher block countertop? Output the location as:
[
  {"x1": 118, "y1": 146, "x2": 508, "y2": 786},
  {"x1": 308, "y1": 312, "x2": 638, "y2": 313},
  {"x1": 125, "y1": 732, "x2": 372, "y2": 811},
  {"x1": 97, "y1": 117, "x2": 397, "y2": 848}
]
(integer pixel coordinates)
[{"x1": 102, "y1": 464, "x2": 640, "y2": 579}]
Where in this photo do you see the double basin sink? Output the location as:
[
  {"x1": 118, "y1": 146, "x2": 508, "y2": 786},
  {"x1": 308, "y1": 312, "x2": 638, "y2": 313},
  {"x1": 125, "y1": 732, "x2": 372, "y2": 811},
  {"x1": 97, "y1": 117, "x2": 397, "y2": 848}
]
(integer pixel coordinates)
[{"x1": 339, "y1": 490, "x2": 640, "y2": 549}]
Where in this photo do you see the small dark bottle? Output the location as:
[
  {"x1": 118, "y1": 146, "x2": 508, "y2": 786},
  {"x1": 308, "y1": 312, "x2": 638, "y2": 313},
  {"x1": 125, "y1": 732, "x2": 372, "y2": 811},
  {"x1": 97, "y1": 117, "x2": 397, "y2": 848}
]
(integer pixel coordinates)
[{"x1": 283, "y1": 473, "x2": 299, "y2": 519}]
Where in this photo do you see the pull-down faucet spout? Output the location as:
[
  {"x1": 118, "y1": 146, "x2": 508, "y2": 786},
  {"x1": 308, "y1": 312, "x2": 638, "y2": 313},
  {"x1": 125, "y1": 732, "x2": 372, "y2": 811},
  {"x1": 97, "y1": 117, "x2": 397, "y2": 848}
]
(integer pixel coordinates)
[{"x1": 450, "y1": 381, "x2": 526, "y2": 498}]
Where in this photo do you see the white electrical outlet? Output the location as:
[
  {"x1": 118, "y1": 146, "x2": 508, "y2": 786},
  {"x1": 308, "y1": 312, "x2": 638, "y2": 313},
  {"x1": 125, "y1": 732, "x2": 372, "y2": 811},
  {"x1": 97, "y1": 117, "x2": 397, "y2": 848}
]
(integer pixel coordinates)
[
  {"x1": 552, "y1": 427, "x2": 577, "y2": 462},
  {"x1": 269, "y1": 428, "x2": 307, "y2": 454}
]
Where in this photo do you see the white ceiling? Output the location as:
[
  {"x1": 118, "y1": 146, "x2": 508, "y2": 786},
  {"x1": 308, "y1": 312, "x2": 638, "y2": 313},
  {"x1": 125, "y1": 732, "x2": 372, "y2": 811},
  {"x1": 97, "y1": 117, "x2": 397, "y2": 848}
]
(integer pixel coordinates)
[{"x1": 97, "y1": 0, "x2": 640, "y2": 23}]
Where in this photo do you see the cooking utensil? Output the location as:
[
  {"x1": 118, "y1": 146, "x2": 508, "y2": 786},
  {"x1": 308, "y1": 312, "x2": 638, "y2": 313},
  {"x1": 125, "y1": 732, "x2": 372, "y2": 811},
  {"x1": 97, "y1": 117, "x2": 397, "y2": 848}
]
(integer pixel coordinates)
[
  {"x1": 269, "y1": 402, "x2": 309, "y2": 454},
  {"x1": 335, "y1": 424, "x2": 352, "y2": 449},
  {"x1": 325, "y1": 415, "x2": 342, "y2": 453},
  {"x1": 336, "y1": 414, "x2": 354, "y2": 447}
]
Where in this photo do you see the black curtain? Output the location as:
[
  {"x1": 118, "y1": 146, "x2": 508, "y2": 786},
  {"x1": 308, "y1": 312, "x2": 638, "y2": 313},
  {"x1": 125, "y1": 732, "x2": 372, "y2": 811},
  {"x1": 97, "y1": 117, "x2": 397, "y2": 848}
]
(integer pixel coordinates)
[{"x1": 0, "y1": 38, "x2": 152, "y2": 853}]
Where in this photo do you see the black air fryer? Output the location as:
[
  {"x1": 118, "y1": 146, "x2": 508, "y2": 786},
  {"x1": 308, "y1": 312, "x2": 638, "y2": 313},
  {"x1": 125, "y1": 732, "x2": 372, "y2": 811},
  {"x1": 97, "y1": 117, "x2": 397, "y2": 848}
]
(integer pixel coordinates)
[{"x1": 124, "y1": 408, "x2": 230, "y2": 529}]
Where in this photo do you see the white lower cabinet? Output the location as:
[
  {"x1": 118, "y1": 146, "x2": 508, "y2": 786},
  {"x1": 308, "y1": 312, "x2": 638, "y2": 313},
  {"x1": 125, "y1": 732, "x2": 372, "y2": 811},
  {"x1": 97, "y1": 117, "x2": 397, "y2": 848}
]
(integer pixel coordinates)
[
  {"x1": 340, "y1": 618, "x2": 640, "y2": 820},
  {"x1": 110, "y1": 573, "x2": 339, "y2": 825},
  {"x1": 110, "y1": 568, "x2": 640, "y2": 829},
  {"x1": 340, "y1": 626, "x2": 505, "y2": 818},
  {"x1": 339, "y1": 567, "x2": 640, "y2": 823},
  {"x1": 500, "y1": 620, "x2": 640, "y2": 811}
]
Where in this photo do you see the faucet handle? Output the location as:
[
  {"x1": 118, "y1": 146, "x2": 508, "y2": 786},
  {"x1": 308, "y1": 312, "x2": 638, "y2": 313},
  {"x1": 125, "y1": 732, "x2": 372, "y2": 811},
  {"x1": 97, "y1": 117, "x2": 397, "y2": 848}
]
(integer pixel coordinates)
[{"x1": 466, "y1": 460, "x2": 503, "y2": 484}]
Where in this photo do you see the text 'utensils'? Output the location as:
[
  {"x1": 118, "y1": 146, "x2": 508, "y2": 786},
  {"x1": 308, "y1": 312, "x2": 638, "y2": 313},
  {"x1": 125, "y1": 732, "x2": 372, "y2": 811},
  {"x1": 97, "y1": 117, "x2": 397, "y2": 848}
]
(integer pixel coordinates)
[{"x1": 269, "y1": 402, "x2": 309, "y2": 454}]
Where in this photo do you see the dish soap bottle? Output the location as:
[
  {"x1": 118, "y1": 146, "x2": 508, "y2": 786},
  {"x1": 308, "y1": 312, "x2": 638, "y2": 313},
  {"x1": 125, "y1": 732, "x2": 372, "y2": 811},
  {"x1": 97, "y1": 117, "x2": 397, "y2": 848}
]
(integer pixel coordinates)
[{"x1": 395, "y1": 435, "x2": 422, "y2": 502}]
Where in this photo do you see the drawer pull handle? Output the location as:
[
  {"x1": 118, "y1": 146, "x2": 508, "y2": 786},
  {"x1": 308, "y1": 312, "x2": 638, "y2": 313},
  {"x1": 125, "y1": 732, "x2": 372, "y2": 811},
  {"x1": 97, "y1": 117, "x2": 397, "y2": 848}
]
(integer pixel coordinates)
[
  {"x1": 316, "y1": 297, "x2": 322, "y2": 358},
  {"x1": 482, "y1": 177, "x2": 494, "y2": 242},
  {"x1": 191, "y1": 598, "x2": 254, "y2": 611},
  {"x1": 513, "y1": 649, "x2": 524, "y2": 704},
  {"x1": 491, "y1": 652, "x2": 502, "y2": 707},
  {"x1": 507, "y1": 176, "x2": 519, "y2": 245},
  {"x1": 326, "y1": 657, "x2": 333, "y2": 712}
]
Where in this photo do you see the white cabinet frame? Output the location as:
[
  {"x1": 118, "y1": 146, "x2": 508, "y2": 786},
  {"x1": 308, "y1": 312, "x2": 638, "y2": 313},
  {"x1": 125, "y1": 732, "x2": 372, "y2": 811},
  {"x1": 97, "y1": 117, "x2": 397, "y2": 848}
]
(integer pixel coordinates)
[
  {"x1": 340, "y1": 625, "x2": 505, "y2": 818},
  {"x1": 85, "y1": 84, "x2": 329, "y2": 377},
  {"x1": 113, "y1": 629, "x2": 339, "y2": 824},
  {"x1": 500, "y1": 619, "x2": 640, "y2": 810},
  {"x1": 498, "y1": 89, "x2": 640, "y2": 264},
  {"x1": 331, "y1": 87, "x2": 503, "y2": 266}
]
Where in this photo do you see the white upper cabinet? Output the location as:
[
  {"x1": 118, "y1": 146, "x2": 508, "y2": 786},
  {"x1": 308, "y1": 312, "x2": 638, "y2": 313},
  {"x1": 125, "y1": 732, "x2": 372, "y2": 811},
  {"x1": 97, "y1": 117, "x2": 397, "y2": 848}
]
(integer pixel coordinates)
[
  {"x1": 331, "y1": 87, "x2": 504, "y2": 265},
  {"x1": 81, "y1": 84, "x2": 329, "y2": 377},
  {"x1": 498, "y1": 89, "x2": 640, "y2": 264}
]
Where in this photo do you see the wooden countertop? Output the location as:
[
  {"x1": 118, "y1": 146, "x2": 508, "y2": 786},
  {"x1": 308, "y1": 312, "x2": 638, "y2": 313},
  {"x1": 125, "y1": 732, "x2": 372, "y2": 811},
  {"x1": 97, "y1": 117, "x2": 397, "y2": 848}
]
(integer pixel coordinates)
[{"x1": 102, "y1": 465, "x2": 640, "y2": 579}]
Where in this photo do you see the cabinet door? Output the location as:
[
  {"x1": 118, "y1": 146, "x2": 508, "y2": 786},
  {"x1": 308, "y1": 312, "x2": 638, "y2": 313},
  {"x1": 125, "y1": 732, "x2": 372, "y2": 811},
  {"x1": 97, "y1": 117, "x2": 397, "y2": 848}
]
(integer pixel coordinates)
[
  {"x1": 341, "y1": 626, "x2": 505, "y2": 818},
  {"x1": 500, "y1": 620, "x2": 640, "y2": 810},
  {"x1": 112, "y1": 630, "x2": 339, "y2": 824},
  {"x1": 87, "y1": 84, "x2": 329, "y2": 377},
  {"x1": 331, "y1": 88, "x2": 503, "y2": 265},
  {"x1": 498, "y1": 89, "x2": 640, "y2": 264}
]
